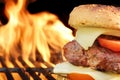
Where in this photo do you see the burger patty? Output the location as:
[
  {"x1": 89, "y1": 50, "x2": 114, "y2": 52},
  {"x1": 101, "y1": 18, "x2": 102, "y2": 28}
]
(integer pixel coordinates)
[{"x1": 64, "y1": 40, "x2": 120, "y2": 73}]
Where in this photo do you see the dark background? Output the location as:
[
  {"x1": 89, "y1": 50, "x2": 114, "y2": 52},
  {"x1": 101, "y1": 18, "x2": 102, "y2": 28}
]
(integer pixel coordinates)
[{"x1": 0, "y1": 0, "x2": 120, "y2": 26}]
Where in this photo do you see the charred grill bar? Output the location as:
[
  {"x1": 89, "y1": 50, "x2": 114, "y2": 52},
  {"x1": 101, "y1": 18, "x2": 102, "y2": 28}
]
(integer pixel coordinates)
[
  {"x1": 0, "y1": 56, "x2": 55, "y2": 80},
  {"x1": 0, "y1": 67, "x2": 55, "y2": 80}
]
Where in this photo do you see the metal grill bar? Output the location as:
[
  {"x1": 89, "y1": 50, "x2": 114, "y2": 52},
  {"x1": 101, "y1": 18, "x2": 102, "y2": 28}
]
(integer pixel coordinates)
[
  {"x1": 1, "y1": 68, "x2": 14, "y2": 80},
  {"x1": 0, "y1": 55, "x2": 56, "y2": 80},
  {"x1": 0, "y1": 56, "x2": 14, "y2": 80},
  {"x1": 18, "y1": 56, "x2": 29, "y2": 67},
  {"x1": 0, "y1": 67, "x2": 55, "y2": 80},
  {"x1": 27, "y1": 67, "x2": 55, "y2": 80},
  {"x1": 9, "y1": 55, "x2": 19, "y2": 67},
  {"x1": 14, "y1": 68, "x2": 30, "y2": 80},
  {"x1": 26, "y1": 68, "x2": 41, "y2": 80},
  {"x1": 0, "y1": 68, "x2": 29, "y2": 80}
]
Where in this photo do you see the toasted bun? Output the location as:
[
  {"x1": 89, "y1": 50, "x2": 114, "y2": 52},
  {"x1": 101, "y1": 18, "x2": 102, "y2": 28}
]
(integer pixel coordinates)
[{"x1": 68, "y1": 4, "x2": 120, "y2": 30}]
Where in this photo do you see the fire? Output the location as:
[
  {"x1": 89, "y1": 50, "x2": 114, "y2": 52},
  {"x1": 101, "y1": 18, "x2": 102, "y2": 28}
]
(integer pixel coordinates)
[{"x1": 0, "y1": 0, "x2": 74, "y2": 69}]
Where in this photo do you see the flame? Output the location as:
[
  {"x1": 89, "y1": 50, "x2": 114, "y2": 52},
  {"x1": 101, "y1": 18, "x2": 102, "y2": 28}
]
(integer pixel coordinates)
[{"x1": 0, "y1": 0, "x2": 74, "y2": 68}]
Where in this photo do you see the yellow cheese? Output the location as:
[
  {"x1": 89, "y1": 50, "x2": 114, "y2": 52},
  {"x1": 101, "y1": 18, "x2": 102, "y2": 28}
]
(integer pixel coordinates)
[
  {"x1": 76, "y1": 27, "x2": 120, "y2": 50},
  {"x1": 54, "y1": 62, "x2": 120, "y2": 80}
]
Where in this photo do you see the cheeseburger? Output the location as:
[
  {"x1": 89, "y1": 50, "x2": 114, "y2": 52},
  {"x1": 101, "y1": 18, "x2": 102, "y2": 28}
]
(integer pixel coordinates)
[{"x1": 54, "y1": 4, "x2": 120, "y2": 80}]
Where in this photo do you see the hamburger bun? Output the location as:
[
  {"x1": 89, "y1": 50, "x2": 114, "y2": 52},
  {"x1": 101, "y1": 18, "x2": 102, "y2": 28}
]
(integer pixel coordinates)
[{"x1": 69, "y1": 4, "x2": 120, "y2": 29}]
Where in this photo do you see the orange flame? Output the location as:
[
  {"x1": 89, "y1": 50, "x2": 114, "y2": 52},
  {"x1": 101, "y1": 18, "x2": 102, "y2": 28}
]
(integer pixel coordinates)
[{"x1": 0, "y1": 0, "x2": 74, "y2": 68}]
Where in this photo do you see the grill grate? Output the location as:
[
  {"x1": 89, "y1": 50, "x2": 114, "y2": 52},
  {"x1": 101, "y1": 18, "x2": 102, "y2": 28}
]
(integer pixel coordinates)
[
  {"x1": 0, "y1": 67, "x2": 55, "y2": 80},
  {"x1": 0, "y1": 56, "x2": 56, "y2": 80}
]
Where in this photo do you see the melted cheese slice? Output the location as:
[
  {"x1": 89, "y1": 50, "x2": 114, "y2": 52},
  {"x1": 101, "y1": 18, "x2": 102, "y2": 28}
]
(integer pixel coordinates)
[
  {"x1": 76, "y1": 27, "x2": 120, "y2": 50},
  {"x1": 53, "y1": 62, "x2": 120, "y2": 80}
]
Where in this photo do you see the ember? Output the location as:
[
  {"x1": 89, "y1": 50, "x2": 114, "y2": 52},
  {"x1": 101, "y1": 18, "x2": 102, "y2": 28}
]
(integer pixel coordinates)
[{"x1": 0, "y1": 0, "x2": 74, "y2": 79}]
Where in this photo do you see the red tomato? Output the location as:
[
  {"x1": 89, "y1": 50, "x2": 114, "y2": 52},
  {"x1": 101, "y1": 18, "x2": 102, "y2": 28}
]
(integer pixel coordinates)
[
  {"x1": 67, "y1": 73, "x2": 94, "y2": 80},
  {"x1": 98, "y1": 37, "x2": 120, "y2": 52}
]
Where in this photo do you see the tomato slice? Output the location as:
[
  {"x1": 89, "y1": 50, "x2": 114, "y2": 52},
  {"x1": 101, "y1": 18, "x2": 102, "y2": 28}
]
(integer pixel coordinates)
[
  {"x1": 98, "y1": 37, "x2": 120, "y2": 52},
  {"x1": 67, "y1": 73, "x2": 94, "y2": 80}
]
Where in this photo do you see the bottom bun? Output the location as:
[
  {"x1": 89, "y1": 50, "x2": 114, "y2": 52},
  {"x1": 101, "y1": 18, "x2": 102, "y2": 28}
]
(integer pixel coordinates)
[{"x1": 53, "y1": 62, "x2": 120, "y2": 80}]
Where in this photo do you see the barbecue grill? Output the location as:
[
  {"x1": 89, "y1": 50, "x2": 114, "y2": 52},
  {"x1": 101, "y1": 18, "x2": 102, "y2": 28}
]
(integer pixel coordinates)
[{"x1": 0, "y1": 55, "x2": 55, "y2": 80}]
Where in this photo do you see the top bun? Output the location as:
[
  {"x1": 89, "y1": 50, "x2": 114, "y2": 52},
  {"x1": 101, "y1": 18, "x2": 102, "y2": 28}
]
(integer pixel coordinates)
[{"x1": 68, "y1": 4, "x2": 120, "y2": 30}]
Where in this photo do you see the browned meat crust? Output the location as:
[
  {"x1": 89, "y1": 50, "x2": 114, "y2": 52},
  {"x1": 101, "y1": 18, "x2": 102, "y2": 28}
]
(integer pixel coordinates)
[{"x1": 64, "y1": 40, "x2": 120, "y2": 73}]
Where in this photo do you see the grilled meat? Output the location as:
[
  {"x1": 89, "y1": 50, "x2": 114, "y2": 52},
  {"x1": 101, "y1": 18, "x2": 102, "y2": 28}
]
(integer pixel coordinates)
[{"x1": 64, "y1": 40, "x2": 120, "y2": 73}]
